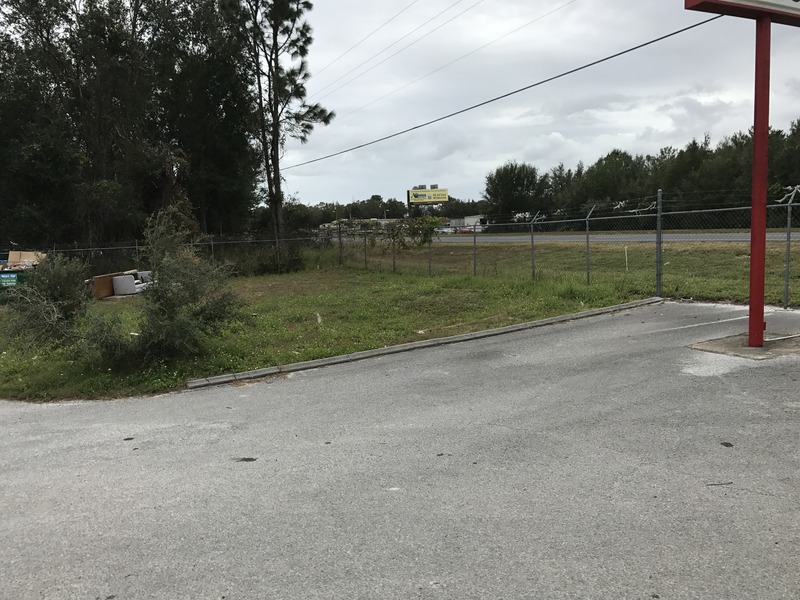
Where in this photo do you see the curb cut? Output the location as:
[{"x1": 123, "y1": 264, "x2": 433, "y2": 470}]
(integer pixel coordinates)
[{"x1": 186, "y1": 297, "x2": 663, "y2": 390}]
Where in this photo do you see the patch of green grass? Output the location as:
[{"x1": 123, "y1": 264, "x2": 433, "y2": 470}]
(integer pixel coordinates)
[
  {"x1": 204, "y1": 270, "x2": 637, "y2": 374},
  {"x1": 1, "y1": 239, "x2": 798, "y2": 401},
  {"x1": 0, "y1": 269, "x2": 641, "y2": 400}
]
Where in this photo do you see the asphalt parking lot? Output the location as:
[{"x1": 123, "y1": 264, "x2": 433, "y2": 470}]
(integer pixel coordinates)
[{"x1": 1, "y1": 300, "x2": 799, "y2": 599}]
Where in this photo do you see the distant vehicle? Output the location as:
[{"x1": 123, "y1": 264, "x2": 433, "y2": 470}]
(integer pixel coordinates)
[
  {"x1": 453, "y1": 225, "x2": 488, "y2": 234},
  {"x1": 434, "y1": 227, "x2": 453, "y2": 234}
]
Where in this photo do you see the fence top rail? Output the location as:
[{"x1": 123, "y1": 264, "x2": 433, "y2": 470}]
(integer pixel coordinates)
[
  {"x1": 41, "y1": 202, "x2": 794, "y2": 253},
  {"x1": 490, "y1": 217, "x2": 588, "y2": 227},
  {"x1": 663, "y1": 206, "x2": 751, "y2": 217},
  {"x1": 54, "y1": 245, "x2": 139, "y2": 252},
  {"x1": 485, "y1": 213, "x2": 651, "y2": 228},
  {"x1": 585, "y1": 213, "x2": 657, "y2": 223},
  {"x1": 662, "y1": 203, "x2": 788, "y2": 217},
  {"x1": 204, "y1": 237, "x2": 318, "y2": 245},
  {"x1": 50, "y1": 237, "x2": 326, "y2": 253}
]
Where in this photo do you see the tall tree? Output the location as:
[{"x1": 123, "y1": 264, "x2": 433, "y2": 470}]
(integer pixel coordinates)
[
  {"x1": 242, "y1": 0, "x2": 334, "y2": 241},
  {"x1": 0, "y1": 0, "x2": 261, "y2": 244},
  {"x1": 482, "y1": 160, "x2": 550, "y2": 222},
  {"x1": 582, "y1": 149, "x2": 649, "y2": 213},
  {"x1": 432, "y1": 197, "x2": 489, "y2": 219},
  {"x1": 0, "y1": 0, "x2": 83, "y2": 245},
  {"x1": 160, "y1": 0, "x2": 259, "y2": 234},
  {"x1": 549, "y1": 162, "x2": 585, "y2": 216}
]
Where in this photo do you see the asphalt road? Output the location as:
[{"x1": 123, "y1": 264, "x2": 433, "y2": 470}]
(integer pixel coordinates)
[
  {"x1": 437, "y1": 232, "x2": 789, "y2": 243},
  {"x1": 2, "y1": 301, "x2": 799, "y2": 599}
]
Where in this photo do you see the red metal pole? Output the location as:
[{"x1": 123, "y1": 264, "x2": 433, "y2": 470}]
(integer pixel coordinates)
[{"x1": 749, "y1": 15, "x2": 771, "y2": 347}]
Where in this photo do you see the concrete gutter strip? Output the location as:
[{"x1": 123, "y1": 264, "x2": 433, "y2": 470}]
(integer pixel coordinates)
[
  {"x1": 185, "y1": 297, "x2": 663, "y2": 389},
  {"x1": 346, "y1": 348, "x2": 393, "y2": 361},
  {"x1": 203, "y1": 374, "x2": 238, "y2": 386},
  {"x1": 234, "y1": 366, "x2": 280, "y2": 380},
  {"x1": 278, "y1": 356, "x2": 352, "y2": 374},
  {"x1": 185, "y1": 378, "x2": 210, "y2": 389}
]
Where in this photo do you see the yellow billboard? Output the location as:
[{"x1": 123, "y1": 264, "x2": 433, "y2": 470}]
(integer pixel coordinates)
[{"x1": 407, "y1": 188, "x2": 449, "y2": 205}]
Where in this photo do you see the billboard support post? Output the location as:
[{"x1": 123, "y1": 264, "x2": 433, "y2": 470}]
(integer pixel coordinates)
[
  {"x1": 685, "y1": 0, "x2": 800, "y2": 346},
  {"x1": 656, "y1": 189, "x2": 663, "y2": 297},
  {"x1": 785, "y1": 199, "x2": 793, "y2": 309},
  {"x1": 748, "y1": 15, "x2": 771, "y2": 347}
]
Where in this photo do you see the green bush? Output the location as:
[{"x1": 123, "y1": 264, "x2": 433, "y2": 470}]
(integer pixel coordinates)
[
  {"x1": 210, "y1": 239, "x2": 306, "y2": 276},
  {"x1": 135, "y1": 248, "x2": 243, "y2": 365},
  {"x1": 80, "y1": 313, "x2": 135, "y2": 369},
  {"x1": 8, "y1": 204, "x2": 244, "y2": 371},
  {"x1": 74, "y1": 203, "x2": 243, "y2": 367},
  {"x1": 5, "y1": 254, "x2": 90, "y2": 346},
  {"x1": 142, "y1": 200, "x2": 198, "y2": 272}
]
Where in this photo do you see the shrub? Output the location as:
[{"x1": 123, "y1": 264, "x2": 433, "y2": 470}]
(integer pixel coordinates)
[
  {"x1": 210, "y1": 241, "x2": 305, "y2": 276},
  {"x1": 79, "y1": 313, "x2": 135, "y2": 369},
  {"x1": 91, "y1": 203, "x2": 244, "y2": 366},
  {"x1": 5, "y1": 254, "x2": 90, "y2": 346},
  {"x1": 6, "y1": 204, "x2": 244, "y2": 372},
  {"x1": 135, "y1": 247, "x2": 242, "y2": 365},
  {"x1": 142, "y1": 200, "x2": 198, "y2": 272}
]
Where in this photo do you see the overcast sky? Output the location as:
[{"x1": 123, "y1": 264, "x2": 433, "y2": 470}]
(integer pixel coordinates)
[{"x1": 281, "y1": 0, "x2": 800, "y2": 206}]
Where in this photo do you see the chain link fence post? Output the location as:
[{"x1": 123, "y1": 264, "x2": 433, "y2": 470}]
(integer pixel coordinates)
[
  {"x1": 785, "y1": 200, "x2": 793, "y2": 309},
  {"x1": 656, "y1": 189, "x2": 663, "y2": 297},
  {"x1": 338, "y1": 222, "x2": 343, "y2": 266},
  {"x1": 530, "y1": 221, "x2": 535, "y2": 280},
  {"x1": 473, "y1": 224, "x2": 478, "y2": 276},
  {"x1": 585, "y1": 206, "x2": 595, "y2": 285},
  {"x1": 364, "y1": 232, "x2": 368, "y2": 270}
]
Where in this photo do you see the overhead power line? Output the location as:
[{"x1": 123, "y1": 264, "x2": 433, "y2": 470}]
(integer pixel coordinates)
[
  {"x1": 338, "y1": 0, "x2": 578, "y2": 121},
  {"x1": 310, "y1": 0, "x2": 469, "y2": 98},
  {"x1": 284, "y1": 16, "x2": 724, "y2": 172},
  {"x1": 312, "y1": 0, "x2": 487, "y2": 102},
  {"x1": 312, "y1": 0, "x2": 423, "y2": 78}
]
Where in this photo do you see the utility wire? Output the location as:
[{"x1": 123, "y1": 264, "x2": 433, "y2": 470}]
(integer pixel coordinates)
[
  {"x1": 284, "y1": 16, "x2": 724, "y2": 172},
  {"x1": 311, "y1": 0, "x2": 469, "y2": 98},
  {"x1": 312, "y1": 0, "x2": 423, "y2": 78},
  {"x1": 312, "y1": 0, "x2": 487, "y2": 102},
  {"x1": 338, "y1": 0, "x2": 578, "y2": 121}
]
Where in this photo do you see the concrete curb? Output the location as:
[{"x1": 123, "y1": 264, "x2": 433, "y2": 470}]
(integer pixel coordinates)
[{"x1": 185, "y1": 297, "x2": 664, "y2": 390}]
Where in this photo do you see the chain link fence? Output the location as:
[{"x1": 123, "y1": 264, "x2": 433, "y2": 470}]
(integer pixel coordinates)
[{"x1": 41, "y1": 203, "x2": 799, "y2": 307}]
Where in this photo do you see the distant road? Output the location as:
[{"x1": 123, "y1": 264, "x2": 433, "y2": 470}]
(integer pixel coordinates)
[{"x1": 436, "y1": 232, "x2": 789, "y2": 243}]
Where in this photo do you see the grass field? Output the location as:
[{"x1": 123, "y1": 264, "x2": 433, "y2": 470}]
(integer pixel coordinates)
[
  {"x1": 344, "y1": 239, "x2": 799, "y2": 304},
  {"x1": 1, "y1": 240, "x2": 797, "y2": 401}
]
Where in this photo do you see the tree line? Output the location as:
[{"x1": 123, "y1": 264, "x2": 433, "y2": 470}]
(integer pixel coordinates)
[
  {"x1": 2, "y1": 0, "x2": 798, "y2": 247},
  {"x1": 481, "y1": 123, "x2": 800, "y2": 223},
  {"x1": 248, "y1": 195, "x2": 490, "y2": 235},
  {"x1": 0, "y1": 0, "x2": 331, "y2": 248},
  {"x1": 313, "y1": 123, "x2": 799, "y2": 231}
]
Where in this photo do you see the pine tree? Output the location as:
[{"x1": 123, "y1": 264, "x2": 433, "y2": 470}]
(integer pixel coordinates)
[{"x1": 241, "y1": 0, "x2": 334, "y2": 241}]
